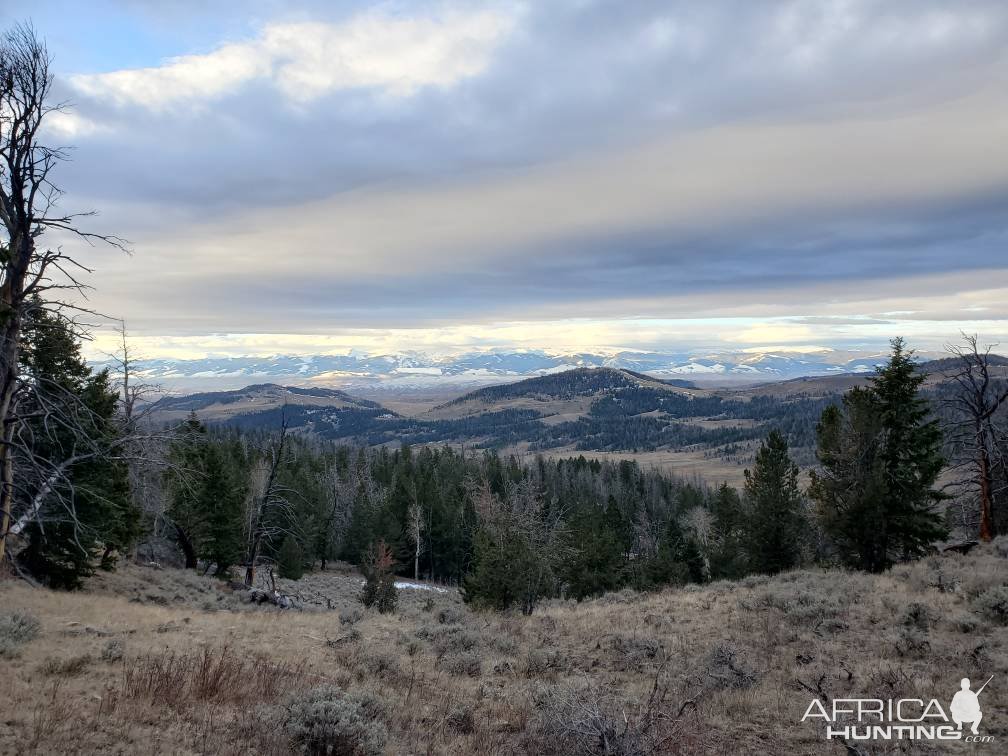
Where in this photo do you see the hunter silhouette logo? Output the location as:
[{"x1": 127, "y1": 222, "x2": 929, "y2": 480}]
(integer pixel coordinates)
[
  {"x1": 802, "y1": 675, "x2": 995, "y2": 744},
  {"x1": 950, "y1": 676, "x2": 992, "y2": 736}
]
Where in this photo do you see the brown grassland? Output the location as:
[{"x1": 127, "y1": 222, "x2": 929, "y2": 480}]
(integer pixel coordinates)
[{"x1": 1, "y1": 540, "x2": 1006, "y2": 755}]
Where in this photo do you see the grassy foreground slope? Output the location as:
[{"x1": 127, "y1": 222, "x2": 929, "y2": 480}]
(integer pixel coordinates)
[{"x1": 1, "y1": 543, "x2": 1006, "y2": 755}]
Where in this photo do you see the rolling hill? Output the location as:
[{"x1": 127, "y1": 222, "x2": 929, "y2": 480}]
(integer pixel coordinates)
[
  {"x1": 149, "y1": 369, "x2": 820, "y2": 460},
  {"x1": 150, "y1": 383, "x2": 384, "y2": 423},
  {"x1": 147, "y1": 359, "x2": 1008, "y2": 483}
]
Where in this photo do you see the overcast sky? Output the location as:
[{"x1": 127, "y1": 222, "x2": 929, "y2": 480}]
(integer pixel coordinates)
[{"x1": 6, "y1": 1, "x2": 1008, "y2": 359}]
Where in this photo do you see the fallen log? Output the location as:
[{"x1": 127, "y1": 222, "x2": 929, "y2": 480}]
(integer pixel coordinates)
[
  {"x1": 247, "y1": 588, "x2": 299, "y2": 610},
  {"x1": 943, "y1": 541, "x2": 979, "y2": 555}
]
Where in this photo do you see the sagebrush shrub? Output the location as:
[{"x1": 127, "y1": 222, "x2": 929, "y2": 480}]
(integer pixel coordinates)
[
  {"x1": 528, "y1": 681, "x2": 662, "y2": 756},
  {"x1": 339, "y1": 607, "x2": 363, "y2": 626},
  {"x1": 437, "y1": 606, "x2": 464, "y2": 625},
  {"x1": 446, "y1": 704, "x2": 476, "y2": 734},
  {"x1": 102, "y1": 639, "x2": 125, "y2": 662},
  {"x1": 444, "y1": 650, "x2": 482, "y2": 677},
  {"x1": 278, "y1": 685, "x2": 388, "y2": 756},
  {"x1": 972, "y1": 586, "x2": 1008, "y2": 625},
  {"x1": 40, "y1": 653, "x2": 92, "y2": 677},
  {"x1": 705, "y1": 644, "x2": 758, "y2": 690},
  {"x1": 902, "y1": 602, "x2": 932, "y2": 631},
  {"x1": 0, "y1": 611, "x2": 40, "y2": 658}
]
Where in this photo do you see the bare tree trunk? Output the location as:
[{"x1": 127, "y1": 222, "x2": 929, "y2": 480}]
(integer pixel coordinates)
[
  {"x1": 243, "y1": 420, "x2": 290, "y2": 587},
  {"x1": 174, "y1": 523, "x2": 198, "y2": 570},
  {"x1": 0, "y1": 294, "x2": 22, "y2": 562},
  {"x1": 245, "y1": 534, "x2": 262, "y2": 587},
  {"x1": 978, "y1": 423, "x2": 994, "y2": 542}
]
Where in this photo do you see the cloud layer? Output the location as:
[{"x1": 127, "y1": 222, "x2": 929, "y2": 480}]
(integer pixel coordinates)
[
  {"x1": 5, "y1": 0, "x2": 1007, "y2": 358},
  {"x1": 70, "y1": 9, "x2": 515, "y2": 108}
]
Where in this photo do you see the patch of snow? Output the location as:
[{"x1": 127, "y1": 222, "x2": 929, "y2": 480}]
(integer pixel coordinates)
[
  {"x1": 394, "y1": 581, "x2": 448, "y2": 593},
  {"x1": 392, "y1": 367, "x2": 443, "y2": 376}
]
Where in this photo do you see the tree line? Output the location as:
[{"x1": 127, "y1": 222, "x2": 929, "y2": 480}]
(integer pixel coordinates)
[{"x1": 9, "y1": 305, "x2": 1006, "y2": 620}]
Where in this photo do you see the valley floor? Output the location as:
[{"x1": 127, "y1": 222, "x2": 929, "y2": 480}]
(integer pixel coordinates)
[{"x1": 1, "y1": 543, "x2": 1006, "y2": 754}]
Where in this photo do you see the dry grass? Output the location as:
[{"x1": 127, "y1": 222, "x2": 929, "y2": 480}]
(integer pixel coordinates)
[{"x1": 1, "y1": 540, "x2": 1006, "y2": 754}]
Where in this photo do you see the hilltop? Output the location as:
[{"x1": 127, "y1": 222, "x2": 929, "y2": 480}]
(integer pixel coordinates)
[{"x1": 150, "y1": 383, "x2": 383, "y2": 423}]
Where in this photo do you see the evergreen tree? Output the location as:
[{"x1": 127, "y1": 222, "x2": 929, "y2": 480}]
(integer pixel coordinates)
[
  {"x1": 200, "y1": 442, "x2": 245, "y2": 576},
  {"x1": 17, "y1": 305, "x2": 139, "y2": 588},
  {"x1": 462, "y1": 479, "x2": 565, "y2": 615},
  {"x1": 561, "y1": 506, "x2": 625, "y2": 599},
  {"x1": 277, "y1": 534, "x2": 304, "y2": 580},
  {"x1": 708, "y1": 482, "x2": 748, "y2": 580},
  {"x1": 165, "y1": 414, "x2": 210, "y2": 569},
  {"x1": 743, "y1": 430, "x2": 806, "y2": 575},
  {"x1": 810, "y1": 338, "x2": 946, "y2": 571},
  {"x1": 636, "y1": 514, "x2": 705, "y2": 589}
]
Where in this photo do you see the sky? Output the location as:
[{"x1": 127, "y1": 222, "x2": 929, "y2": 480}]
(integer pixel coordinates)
[{"x1": 5, "y1": 0, "x2": 1008, "y2": 360}]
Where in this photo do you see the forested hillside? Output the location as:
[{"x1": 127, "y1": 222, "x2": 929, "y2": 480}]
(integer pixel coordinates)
[{"x1": 156, "y1": 369, "x2": 834, "y2": 459}]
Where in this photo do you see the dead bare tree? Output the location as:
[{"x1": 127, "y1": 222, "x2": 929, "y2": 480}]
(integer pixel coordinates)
[
  {"x1": 243, "y1": 419, "x2": 293, "y2": 587},
  {"x1": 104, "y1": 321, "x2": 180, "y2": 559},
  {"x1": 0, "y1": 24, "x2": 127, "y2": 561},
  {"x1": 319, "y1": 453, "x2": 368, "y2": 565},
  {"x1": 943, "y1": 334, "x2": 1008, "y2": 541},
  {"x1": 407, "y1": 487, "x2": 424, "y2": 581}
]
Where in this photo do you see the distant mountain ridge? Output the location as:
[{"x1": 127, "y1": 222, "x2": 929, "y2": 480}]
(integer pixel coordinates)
[{"x1": 94, "y1": 348, "x2": 906, "y2": 392}]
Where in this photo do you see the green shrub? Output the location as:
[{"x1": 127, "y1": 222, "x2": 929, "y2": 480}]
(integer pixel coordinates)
[{"x1": 278, "y1": 685, "x2": 388, "y2": 756}]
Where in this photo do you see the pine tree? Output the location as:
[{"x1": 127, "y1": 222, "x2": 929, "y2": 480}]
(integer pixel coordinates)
[
  {"x1": 811, "y1": 338, "x2": 946, "y2": 571},
  {"x1": 636, "y1": 514, "x2": 705, "y2": 588},
  {"x1": 276, "y1": 534, "x2": 304, "y2": 580},
  {"x1": 561, "y1": 506, "x2": 625, "y2": 599},
  {"x1": 200, "y1": 442, "x2": 245, "y2": 576},
  {"x1": 708, "y1": 482, "x2": 748, "y2": 580},
  {"x1": 462, "y1": 478, "x2": 565, "y2": 615},
  {"x1": 18, "y1": 305, "x2": 139, "y2": 588},
  {"x1": 165, "y1": 413, "x2": 209, "y2": 569},
  {"x1": 744, "y1": 430, "x2": 806, "y2": 575}
]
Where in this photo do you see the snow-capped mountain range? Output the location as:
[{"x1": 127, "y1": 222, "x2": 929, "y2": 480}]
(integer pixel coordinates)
[{"x1": 91, "y1": 349, "x2": 908, "y2": 393}]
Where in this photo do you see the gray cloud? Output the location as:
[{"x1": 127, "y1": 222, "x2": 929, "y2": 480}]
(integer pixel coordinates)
[{"x1": 9, "y1": 1, "x2": 1008, "y2": 353}]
